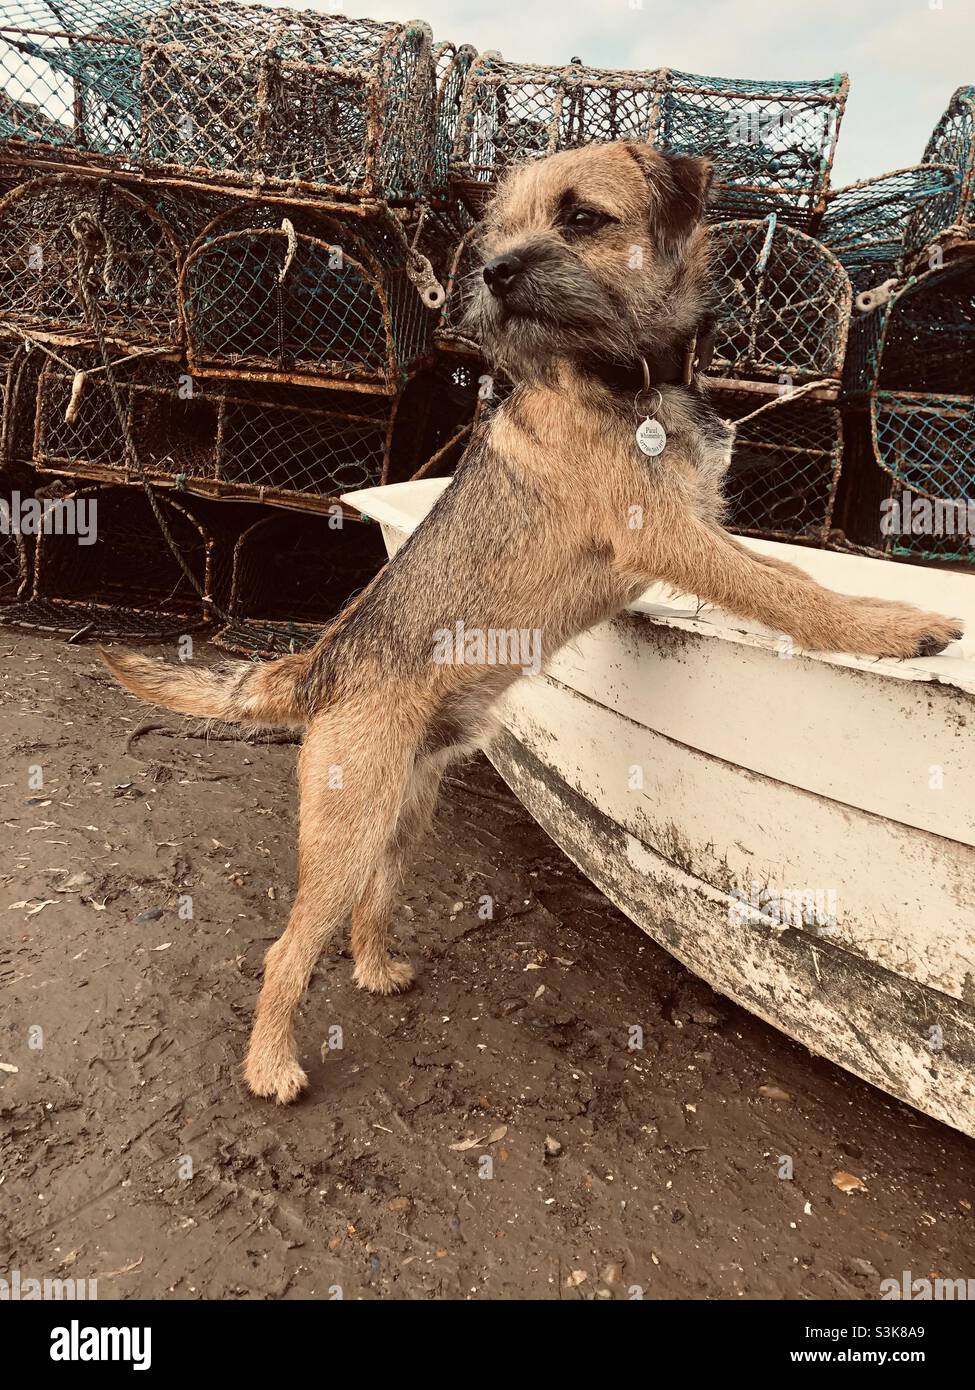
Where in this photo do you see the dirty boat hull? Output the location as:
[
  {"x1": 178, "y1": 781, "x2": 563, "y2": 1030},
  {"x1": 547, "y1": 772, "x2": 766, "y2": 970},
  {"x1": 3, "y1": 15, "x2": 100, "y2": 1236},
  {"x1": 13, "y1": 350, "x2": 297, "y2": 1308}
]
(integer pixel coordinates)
[{"x1": 345, "y1": 477, "x2": 975, "y2": 1137}]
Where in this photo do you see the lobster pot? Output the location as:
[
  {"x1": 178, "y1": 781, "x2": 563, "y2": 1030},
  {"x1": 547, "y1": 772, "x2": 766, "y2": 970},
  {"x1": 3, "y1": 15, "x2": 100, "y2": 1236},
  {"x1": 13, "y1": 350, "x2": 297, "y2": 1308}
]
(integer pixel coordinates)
[
  {"x1": 837, "y1": 405, "x2": 975, "y2": 567},
  {"x1": 215, "y1": 510, "x2": 389, "y2": 657},
  {"x1": 452, "y1": 58, "x2": 847, "y2": 223},
  {"x1": 719, "y1": 393, "x2": 843, "y2": 545},
  {"x1": 141, "y1": 4, "x2": 435, "y2": 199},
  {"x1": 0, "y1": 2, "x2": 437, "y2": 200},
  {"x1": 20, "y1": 482, "x2": 215, "y2": 638},
  {"x1": 181, "y1": 204, "x2": 435, "y2": 391},
  {"x1": 0, "y1": 173, "x2": 182, "y2": 348},
  {"x1": 821, "y1": 165, "x2": 958, "y2": 297},
  {"x1": 657, "y1": 71, "x2": 847, "y2": 226},
  {"x1": 0, "y1": 469, "x2": 31, "y2": 600},
  {"x1": 707, "y1": 217, "x2": 851, "y2": 387},
  {"x1": 908, "y1": 86, "x2": 975, "y2": 247},
  {"x1": 31, "y1": 354, "x2": 401, "y2": 510},
  {"x1": 0, "y1": 0, "x2": 149, "y2": 163},
  {"x1": 865, "y1": 393, "x2": 975, "y2": 564},
  {"x1": 0, "y1": 336, "x2": 16, "y2": 446},
  {"x1": 844, "y1": 254, "x2": 975, "y2": 398},
  {"x1": 840, "y1": 256, "x2": 975, "y2": 566},
  {"x1": 433, "y1": 41, "x2": 476, "y2": 195}
]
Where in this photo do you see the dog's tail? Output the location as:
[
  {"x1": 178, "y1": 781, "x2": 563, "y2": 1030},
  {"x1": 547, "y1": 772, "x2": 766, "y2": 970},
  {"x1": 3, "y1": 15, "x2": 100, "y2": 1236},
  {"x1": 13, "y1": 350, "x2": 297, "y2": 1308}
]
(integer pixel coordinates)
[{"x1": 98, "y1": 646, "x2": 310, "y2": 729}]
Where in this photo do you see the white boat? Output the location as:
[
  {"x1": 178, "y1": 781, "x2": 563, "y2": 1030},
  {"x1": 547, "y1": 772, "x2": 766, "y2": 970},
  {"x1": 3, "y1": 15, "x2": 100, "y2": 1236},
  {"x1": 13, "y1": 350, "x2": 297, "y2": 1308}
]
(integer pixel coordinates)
[{"x1": 344, "y1": 477, "x2": 975, "y2": 1138}]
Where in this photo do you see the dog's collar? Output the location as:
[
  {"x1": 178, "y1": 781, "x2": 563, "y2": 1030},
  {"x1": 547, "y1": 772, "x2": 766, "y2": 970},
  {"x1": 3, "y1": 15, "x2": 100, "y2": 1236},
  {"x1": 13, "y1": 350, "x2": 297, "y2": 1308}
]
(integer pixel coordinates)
[{"x1": 582, "y1": 319, "x2": 717, "y2": 394}]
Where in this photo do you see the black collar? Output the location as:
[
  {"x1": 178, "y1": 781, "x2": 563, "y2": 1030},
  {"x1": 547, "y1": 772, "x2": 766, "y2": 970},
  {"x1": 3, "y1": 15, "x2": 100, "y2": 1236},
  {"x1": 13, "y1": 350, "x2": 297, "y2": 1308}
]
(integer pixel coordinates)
[{"x1": 580, "y1": 319, "x2": 717, "y2": 396}]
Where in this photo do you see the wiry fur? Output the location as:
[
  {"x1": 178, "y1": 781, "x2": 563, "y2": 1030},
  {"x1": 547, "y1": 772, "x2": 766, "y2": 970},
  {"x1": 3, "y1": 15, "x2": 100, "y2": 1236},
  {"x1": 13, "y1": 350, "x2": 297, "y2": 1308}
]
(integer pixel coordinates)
[{"x1": 99, "y1": 140, "x2": 963, "y2": 1105}]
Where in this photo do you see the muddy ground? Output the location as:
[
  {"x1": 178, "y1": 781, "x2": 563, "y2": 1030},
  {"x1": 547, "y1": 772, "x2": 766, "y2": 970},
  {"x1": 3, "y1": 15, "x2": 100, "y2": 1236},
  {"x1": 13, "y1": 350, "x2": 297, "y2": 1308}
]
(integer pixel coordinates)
[{"x1": 1, "y1": 631, "x2": 973, "y2": 1301}]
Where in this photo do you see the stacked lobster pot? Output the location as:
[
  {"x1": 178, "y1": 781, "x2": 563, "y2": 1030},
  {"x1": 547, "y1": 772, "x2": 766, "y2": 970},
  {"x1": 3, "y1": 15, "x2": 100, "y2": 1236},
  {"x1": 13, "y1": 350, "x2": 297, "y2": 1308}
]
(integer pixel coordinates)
[
  {"x1": 437, "y1": 54, "x2": 852, "y2": 545},
  {"x1": 829, "y1": 88, "x2": 975, "y2": 566},
  {"x1": 0, "y1": 0, "x2": 480, "y2": 648}
]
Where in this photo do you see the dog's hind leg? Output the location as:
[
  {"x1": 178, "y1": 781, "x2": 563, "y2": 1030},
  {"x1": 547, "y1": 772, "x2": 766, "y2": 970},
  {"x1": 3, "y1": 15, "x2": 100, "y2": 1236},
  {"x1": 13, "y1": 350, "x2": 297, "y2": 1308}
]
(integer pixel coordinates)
[
  {"x1": 244, "y1": 709, "x2": 414, "y2": 1104},
  {"x1": 350, "y1": 754, "x2": 447, "y2": 995}
]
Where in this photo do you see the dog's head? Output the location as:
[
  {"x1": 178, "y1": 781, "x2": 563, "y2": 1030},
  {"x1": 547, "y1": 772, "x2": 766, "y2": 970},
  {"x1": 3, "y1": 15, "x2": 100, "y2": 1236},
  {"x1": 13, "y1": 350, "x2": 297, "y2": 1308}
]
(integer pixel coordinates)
[{"x1": 469, "y1": 141, "x2": 713, "y2": 382}]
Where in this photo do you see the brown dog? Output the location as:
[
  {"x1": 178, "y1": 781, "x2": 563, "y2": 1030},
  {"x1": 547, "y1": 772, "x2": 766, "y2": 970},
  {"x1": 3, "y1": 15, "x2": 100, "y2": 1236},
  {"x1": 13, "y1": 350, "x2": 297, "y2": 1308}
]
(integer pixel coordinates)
[{"x1": 100, "y1": 141, "x2": 962, "y2": 1104}]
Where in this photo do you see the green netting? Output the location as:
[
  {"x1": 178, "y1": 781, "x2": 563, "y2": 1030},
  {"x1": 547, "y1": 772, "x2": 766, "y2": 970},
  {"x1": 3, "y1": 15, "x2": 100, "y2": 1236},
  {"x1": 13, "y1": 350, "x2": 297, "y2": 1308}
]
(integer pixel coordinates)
[
  {"x1": 453, "y1": 58, "x2": 847, "y2": 223},
  {"x1": 821, "y1": 164, "x2": 958, "y2": 296},
  {"x1": 708, "y1": 215, "x2": 851, "y2": 383},
  {"x1": 433, "y1": 40, "x2": 475, "y2": 194},
  {"x1": 916, "y1": 85, "x2": 975, "y2": 233},
  {"x1": 873, "y1": 391, "x2": 975, "y2": 501},
  {"x1": 0, "y1": 1, "x2": 437, "y2": 198}
]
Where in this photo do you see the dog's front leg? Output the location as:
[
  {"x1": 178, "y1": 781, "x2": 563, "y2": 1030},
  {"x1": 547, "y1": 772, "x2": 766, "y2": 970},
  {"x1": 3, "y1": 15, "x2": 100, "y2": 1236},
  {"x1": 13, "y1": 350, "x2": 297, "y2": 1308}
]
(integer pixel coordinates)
[{"x1": 637, "y1": 503, "x2": 962, "y2": 659}]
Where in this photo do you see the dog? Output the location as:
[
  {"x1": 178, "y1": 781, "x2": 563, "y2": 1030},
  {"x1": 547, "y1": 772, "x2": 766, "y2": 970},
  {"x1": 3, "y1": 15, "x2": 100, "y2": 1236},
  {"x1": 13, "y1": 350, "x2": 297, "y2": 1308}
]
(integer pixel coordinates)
[{"x1": 100, "y1": 140, "x2": 963, "y2": 1104}]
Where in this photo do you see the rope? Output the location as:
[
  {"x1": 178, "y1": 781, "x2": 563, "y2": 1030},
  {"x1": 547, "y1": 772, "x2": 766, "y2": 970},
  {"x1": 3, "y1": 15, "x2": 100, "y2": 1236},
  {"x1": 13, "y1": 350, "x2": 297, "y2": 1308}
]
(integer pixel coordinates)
[
  {"x1": 721, "y1": 378, "x2": 836, "y2": 428},
  {"x1": 69, "y1": 212, "x2": 230, "y2": 623}
]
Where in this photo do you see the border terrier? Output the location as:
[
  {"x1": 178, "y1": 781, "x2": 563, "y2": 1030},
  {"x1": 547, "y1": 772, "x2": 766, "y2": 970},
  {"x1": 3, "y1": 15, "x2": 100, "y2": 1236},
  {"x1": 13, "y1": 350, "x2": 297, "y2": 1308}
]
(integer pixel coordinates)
[{"x1": 100, "y1": 141, "x2": 963, "y2": 1104}]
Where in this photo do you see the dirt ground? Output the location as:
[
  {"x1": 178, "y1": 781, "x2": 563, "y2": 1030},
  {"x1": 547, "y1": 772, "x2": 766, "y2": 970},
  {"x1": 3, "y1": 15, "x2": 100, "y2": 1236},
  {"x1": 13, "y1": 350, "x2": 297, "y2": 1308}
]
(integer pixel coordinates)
[{"x1": 1, "y1": 631, "x2": 973, "y2": 1301}]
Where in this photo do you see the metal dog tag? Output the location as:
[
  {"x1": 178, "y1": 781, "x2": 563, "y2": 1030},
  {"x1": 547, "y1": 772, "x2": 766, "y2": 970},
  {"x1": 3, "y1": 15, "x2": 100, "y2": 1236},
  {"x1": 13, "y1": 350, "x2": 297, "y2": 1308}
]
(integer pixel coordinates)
[{"x1": 635, "y1": 416, "x2": 667, "y2": 457}]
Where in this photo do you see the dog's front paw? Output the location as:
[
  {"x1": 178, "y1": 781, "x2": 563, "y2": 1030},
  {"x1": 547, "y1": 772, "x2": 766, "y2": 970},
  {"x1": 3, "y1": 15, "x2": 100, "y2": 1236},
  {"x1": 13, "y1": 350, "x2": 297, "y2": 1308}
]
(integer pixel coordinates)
[
  {"x1": 850, "y1": 601, "x2": 963, "y2": 659},
  {"x1": 886, "y1": 608, "x2": 962, "y2": 659},
  {"x1": 353, "y1": 957, "x2": 416, "y2": 995},
  {"x1": 914, "y1": 620, "x2": 964, "y2": 657},
  {"x1": 244, "y1": 1048, "x2": 308, "y2": 1104}
]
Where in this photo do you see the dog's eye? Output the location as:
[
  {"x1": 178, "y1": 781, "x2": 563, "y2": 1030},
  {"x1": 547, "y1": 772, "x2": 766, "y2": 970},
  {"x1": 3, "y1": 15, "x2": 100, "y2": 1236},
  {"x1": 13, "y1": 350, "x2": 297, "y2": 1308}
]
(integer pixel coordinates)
[{"x1": 560, "y1": 206, "x2": 610, "y2": 237}]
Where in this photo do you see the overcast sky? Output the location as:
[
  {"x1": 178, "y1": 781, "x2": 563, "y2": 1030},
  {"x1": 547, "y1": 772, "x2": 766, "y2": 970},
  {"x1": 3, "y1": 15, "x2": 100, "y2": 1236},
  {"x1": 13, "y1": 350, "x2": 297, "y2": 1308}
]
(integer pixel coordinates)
[{"x1": 297, "y1": 0, "x2": 973, "y2": 188}]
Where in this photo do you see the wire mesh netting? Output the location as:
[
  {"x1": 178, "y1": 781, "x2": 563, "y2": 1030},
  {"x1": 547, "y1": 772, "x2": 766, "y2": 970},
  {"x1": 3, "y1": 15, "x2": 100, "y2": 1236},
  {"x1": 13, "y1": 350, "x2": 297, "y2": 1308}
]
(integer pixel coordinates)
[
  {"x1": 181, "y1": 202, "x2": 435, "y2": 390},
  {"x1": 0, "y1": 2, "x2": 439, "y2": 200},
  {"x1": 452, "y1": 58, "x2": 847, "y2": 224},
  {"x1": 433, "y1": 39, "x2": 475, "y2": 196},
  {"x1": 836, "y1": 409, "x2": 975, "y2": 566},
  {"x1": 0, "y1": 171, "x2": 183, "y2": 347},
  {"x1": 872, "y1": 392, "x2": 975, "y2": 505},
  {"x1": 912, "y1": 86, "x2": 975, "y2": 241},
  {"x1": 845, "y1": 253, "x2": 975, "y2": 397},
  {"x1": 26, "y1": 352, "x2": 399, "y2": 509},
  {"x1": 215, "y1": 508, "x2": 389, "y2": 656},
  {"x1": 0, "y1": 479, "x2": 219, "y2": 637},
  {"x1": 0, "y1": 466, "x2": 31, "y2": 598},
  {"x1": 707, "y1": 216, "x2": 851, "y2": 385},
  {"x1": 821, "y1": 164, "x2": 959, "y2": 297},
  {"x1": 719, "y1": 393, "x2": 843, "y2": 544}
]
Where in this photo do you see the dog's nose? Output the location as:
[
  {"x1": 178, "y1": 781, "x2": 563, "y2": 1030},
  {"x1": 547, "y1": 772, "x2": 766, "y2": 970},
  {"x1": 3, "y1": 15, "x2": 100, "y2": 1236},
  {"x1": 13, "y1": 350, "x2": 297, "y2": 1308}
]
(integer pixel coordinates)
[{"x1": 482, "y1": 253, "x2": 523, "y2": 297}]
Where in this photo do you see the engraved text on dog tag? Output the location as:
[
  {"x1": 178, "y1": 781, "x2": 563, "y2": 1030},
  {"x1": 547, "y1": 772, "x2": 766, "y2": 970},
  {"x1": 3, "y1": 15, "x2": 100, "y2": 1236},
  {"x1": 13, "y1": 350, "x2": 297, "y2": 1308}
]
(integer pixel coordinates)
[{"x1": 635, "y1": 416, "x2": 667, "y2": 457}]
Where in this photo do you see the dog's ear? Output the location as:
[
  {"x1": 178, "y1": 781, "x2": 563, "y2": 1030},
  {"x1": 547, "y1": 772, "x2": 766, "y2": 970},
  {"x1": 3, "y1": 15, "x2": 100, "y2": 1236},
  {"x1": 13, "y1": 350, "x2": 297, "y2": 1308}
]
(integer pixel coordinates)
[
  {"x1": 661, "y1": 153, "x2": 714, "y2": 242},
  {"x1": 626, "y1": 144, "x2": 713, "y2": 252}
]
